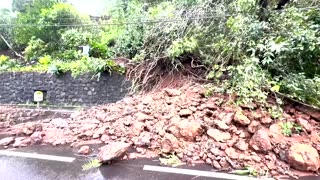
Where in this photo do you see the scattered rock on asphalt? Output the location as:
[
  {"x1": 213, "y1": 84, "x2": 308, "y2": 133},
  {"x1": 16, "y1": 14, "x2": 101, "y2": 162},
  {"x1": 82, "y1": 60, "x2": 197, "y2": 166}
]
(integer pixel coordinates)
[
  {"x1": 287, "y1": 143, "x2": 320, "y2": 172},
  {"x1": 78, "y1": 146, "x2": 91, "y2": 155},
  {"x1": 98, "y1": 142, "x2": 131, "y2": 163}
]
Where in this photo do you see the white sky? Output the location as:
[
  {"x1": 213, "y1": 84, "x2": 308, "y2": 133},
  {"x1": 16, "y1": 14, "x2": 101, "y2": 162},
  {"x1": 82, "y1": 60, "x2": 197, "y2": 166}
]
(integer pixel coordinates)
[{"x1": 0, "y1": 0, "x2": 114, "y2": 16}]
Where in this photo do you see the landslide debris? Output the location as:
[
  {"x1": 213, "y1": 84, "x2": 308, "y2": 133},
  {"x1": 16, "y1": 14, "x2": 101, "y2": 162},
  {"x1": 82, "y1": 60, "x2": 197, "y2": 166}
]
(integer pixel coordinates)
[{"x1": 1, "y1": 84, "x2": 319, "y2": 179}]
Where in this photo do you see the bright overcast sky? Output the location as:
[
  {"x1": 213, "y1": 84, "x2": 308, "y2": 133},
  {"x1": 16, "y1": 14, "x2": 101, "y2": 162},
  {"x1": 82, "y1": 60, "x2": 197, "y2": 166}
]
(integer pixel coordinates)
[{"x1": 0, "y1": 0, "x2": 114, "y2": 16}]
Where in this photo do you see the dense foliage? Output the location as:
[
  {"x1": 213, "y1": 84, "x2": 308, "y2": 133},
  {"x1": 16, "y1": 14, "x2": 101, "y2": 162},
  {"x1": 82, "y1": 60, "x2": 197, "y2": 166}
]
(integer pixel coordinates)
[{"x1": 1, "y1": 0, "x2": 320, "y2": 108}]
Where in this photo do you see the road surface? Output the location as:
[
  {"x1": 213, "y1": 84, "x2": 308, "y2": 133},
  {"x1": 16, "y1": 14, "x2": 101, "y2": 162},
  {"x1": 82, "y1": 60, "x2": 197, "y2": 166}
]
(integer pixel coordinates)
[{"x1": 0, "y1": 146, "x2": 317, "y2": 180}]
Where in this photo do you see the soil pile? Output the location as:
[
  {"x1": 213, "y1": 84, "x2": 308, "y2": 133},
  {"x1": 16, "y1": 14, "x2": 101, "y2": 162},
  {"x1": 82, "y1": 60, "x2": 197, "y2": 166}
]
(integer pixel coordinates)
[{"x1": 0, "y1": 84, "x2": 319, "y2": 179}]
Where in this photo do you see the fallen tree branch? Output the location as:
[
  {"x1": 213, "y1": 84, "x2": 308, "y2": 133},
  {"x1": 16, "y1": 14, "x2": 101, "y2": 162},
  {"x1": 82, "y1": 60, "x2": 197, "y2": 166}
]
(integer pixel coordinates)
[{"x1": 0, "y1": 34, "x2": 25, "y2": 60}]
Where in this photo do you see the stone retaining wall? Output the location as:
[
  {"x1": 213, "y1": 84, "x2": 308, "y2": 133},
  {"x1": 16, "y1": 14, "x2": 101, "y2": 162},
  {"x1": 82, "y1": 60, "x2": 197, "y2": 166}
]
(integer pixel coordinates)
[{"x1": 0, "y1": 72, "x2": 130, "y2": 106}]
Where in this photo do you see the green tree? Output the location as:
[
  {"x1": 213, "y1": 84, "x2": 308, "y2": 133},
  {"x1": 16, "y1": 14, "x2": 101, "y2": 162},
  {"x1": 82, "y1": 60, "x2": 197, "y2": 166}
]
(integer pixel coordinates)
[
  {"x1": 14, "y1": 0, "x2": 89, "y2": 46},
  {"x1": 0, "y1": 9, "x2": 15, "y2": 50}
]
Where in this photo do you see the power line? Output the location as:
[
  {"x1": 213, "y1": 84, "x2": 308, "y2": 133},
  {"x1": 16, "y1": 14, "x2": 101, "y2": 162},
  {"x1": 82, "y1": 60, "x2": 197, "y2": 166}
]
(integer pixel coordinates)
[
  {"x1": 0, "y1": 14, "x2": 233, "y2": 27},
  {"x1": 0, "y1": 5, "x2": 319, "y2": 28}
]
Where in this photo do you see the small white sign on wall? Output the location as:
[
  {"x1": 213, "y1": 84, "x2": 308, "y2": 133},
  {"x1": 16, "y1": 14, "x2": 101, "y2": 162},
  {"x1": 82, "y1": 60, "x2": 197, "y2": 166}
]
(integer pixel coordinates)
[{"x1": 34, "y1": 91, "x2": 44, "y2": 102}]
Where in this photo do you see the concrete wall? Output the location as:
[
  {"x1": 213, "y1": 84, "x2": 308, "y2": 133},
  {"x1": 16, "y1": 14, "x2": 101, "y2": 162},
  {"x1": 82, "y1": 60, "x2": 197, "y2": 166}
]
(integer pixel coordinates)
[{"x1": 0, "y1": 72, "x2": 130, "y2": 106}]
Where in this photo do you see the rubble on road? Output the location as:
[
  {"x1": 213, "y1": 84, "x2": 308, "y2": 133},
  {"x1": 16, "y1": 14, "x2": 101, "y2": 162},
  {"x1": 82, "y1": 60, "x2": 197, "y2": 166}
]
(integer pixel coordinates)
[{"x1": 0, "y1": 83, "x2": 319, "y2": 179}]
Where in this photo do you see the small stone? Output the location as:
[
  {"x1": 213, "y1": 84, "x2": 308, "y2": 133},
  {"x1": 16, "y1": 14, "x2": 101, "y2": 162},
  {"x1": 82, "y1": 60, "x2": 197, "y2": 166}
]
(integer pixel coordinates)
[
  {"x1": 132, "y1": 122, "x2": 145, "y2": 136},
  {"x1": 248, "y1": 121, "x2": 261, "y2": 134},
  {"x1": 214, "y1": 121, "x2": 229, "y2": 130},
  {"x1": 261, "y1": 116, "x2": 273, "y2": 124},
  {"x1": 133, "y1": 133, "x2": 151, "y2": 147},
  {"x1": 161, "y1": 133, "x2": 180, "y2": 153},
  {"x1": 168, "y1": 126, "x2": 181, "y2": 138},
  {"x1": 207, "y1": 129, "x2": 231, "y2": 142},
  {"x1": 101, "y1": 134, "x2": 110, "y2": 143},
  {"x1": 135, "y1": 112, "x2": 152, "y2": 122},
  {"x1": 249, "y1": 129, "x2": 272, "y2": 153},
  {"x1": 22, "y1": 122, "x2": 36, "y2": 135},
  {"x1": 30, "y1": 132, "x2": 43, "y2": 144},
  {"x1": 222, "y1": 113, "x2": 234, "y2": 125},
  {"x1": 78, "y1": 146, "x2": 91, "y2": 155},
  {"x1": 93, "y1": 127, "x2": 107, "y2": 139},
  {"x1": 210, "y1": 148, "x2": 220, "y2": 156},
  {"x1": 234, "y1": 110, "x2": 251, "y2": 126},
  {"x1": 225, "y1": 147, "x2": 239, "y2": 160},
  {"x1": 193, "y1": 156, "x2": 200, "y2": 161},
  {"x1": 158, "y1": 130, "x2": 166, "y2": 137},
  {"x1": 136, "y1": 147, "x2": 146, "y2": 154},
  {"x1": 287, "y1": 143, "x2": 320, "y2": 171},
  {"x1": 98, "y1": 142, "x2": 131, "y2": 163},
  {"x1": 189, "y1": 106, "x2": 197, "y2": 112},
  {"x1": 219, "y1": 158, "x2": 230, "y2": 169},
  {"x1": 142, "y1": 96, "x2": 153, "y2": 105},
  {"x1": 53, "y1": 139, "x2": 66, "y2": 146},
  {"x1": 0, "y1": 137, "x2": 14, "y2": 146},
  {"x1": 13, "y1": 137, "x2": 31, "y2": 147},
  {"x1": 234, "y1": 139, "x2": 248, "y2": 151},
  {"x1": 179, "y1": 109, "x2": 193, "y2": 116},
  {"x1": 108, "y1": 129, "x2": 115, "y2": 135},
  {"x1": 164, "y1": 89, "x2": 181, "y2": 96},
  {"x1": 251, "y1": 155, "x2": 261, "y2": 162},
  {"x1": 51, "y1": 118, "x2": 68, "y2": 128},
  {"x1": 213, "y1": 160, "x2": 222, "y2": 169},
  {"x1": 206, "y1": 158, "x2": 212, "y2": 164},
  {"x1": 296, "y1": 118, "x2": 312, "y2": 133}
]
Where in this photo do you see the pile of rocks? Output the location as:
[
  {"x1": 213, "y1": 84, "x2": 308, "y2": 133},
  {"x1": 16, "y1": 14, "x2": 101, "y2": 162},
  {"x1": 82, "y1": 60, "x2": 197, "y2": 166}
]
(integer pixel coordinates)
[{"x1": 0, "y1": 84, "x2": 319, "y2": 178}]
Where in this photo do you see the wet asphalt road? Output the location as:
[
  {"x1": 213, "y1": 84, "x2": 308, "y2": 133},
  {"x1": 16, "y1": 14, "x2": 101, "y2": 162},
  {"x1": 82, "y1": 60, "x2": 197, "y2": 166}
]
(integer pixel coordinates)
[
  {"x1": 0, "y1": 146, "x2": 225, "y2": 180},
  {"x1": 0, "y1": 146, "x2": 318, "y2": 180}
]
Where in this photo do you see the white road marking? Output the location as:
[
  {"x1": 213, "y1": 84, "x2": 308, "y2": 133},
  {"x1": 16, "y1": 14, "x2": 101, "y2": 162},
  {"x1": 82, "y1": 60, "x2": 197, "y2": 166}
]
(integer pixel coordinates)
[
  {"x1": 0, "y1": 150, "x2": 75, "y2": 163},
  {"x1": 143, "y1": 165, "x2": 274, "y2": 180}
]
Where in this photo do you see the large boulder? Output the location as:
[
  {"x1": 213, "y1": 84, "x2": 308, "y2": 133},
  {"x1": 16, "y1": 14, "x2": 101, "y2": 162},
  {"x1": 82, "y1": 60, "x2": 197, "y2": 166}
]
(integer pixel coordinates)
[
  {"x1": 287, "y1": 143, "x2": 320, "y2": 172},
  {"x1": 98, "y1": 142, "x2": 131, "y2": 163},
  {"x1": 249, "y1": 129, "x2": 272, "y2": 153},
  {"x1": 178, "y1": 120, "x2": 203, "y2": 141}
]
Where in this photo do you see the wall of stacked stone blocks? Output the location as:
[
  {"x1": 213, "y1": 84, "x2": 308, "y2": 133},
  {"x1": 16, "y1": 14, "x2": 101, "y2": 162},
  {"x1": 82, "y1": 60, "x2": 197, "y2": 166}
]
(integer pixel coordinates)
[{"x1": 0, "y1": 72, "x2": 130, "y2": 106}]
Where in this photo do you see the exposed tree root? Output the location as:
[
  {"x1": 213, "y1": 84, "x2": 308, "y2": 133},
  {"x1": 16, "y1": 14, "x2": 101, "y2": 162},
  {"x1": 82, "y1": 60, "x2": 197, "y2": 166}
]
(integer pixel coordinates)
[{"x1": 127, "y1": 57, "x2": 207, "y2": 93}]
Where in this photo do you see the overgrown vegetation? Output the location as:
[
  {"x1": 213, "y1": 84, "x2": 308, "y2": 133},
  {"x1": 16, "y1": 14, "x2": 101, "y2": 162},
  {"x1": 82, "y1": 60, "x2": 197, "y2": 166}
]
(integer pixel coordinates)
[
  {"x1": 1, "y1": 0, "x2": 320, "y2": 108},
  {"x1": 281, "y1": 122, "x2": 303, "y2": 136}
]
